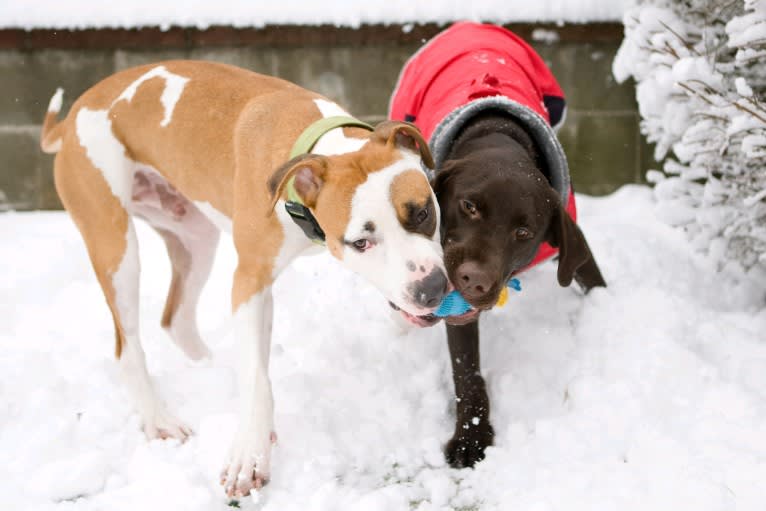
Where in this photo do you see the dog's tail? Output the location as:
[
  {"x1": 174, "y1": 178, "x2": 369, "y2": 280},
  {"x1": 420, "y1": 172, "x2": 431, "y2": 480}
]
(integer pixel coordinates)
[{"x1": 40, "y1": 88, "x2": 65, "y2": 154}]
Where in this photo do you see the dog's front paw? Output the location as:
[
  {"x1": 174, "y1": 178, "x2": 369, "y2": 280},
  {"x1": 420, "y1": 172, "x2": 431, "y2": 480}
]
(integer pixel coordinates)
[
  {"x1": 140, "y1": 403, "x2": 193, "y2": 441},
  {"x1": 445, "y1": 419, "x2": 494, "y2": 468},
  {"x1": 220, "y1": 431, "x2": 277, "y2": 497}
]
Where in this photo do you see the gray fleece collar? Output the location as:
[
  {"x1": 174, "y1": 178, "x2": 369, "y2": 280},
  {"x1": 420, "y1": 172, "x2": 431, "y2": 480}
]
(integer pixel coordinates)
[{"x1": 429, "y1": 96, "x2": 570, "y2": 207}]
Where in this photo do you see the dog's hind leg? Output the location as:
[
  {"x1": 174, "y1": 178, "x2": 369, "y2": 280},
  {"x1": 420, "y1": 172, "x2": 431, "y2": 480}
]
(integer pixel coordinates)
[
  {"x1": 55, "y1": 144, "x2": 191, "y2": 441},
  {"x1": 153, "y1": 217, "x2": 218, "y2": 361},
  {"x1": 131, "y1": 168, "x2": 219, "y2": 360}
]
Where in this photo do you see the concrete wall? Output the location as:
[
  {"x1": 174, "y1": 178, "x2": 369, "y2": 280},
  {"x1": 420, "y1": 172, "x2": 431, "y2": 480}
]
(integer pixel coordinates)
[{"x1": 0, "y1": 24, "x2": 649, "y2": 211}]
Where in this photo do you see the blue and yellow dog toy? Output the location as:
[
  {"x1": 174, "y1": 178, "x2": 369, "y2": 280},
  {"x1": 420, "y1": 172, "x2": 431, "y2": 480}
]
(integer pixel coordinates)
[{"x1": 434, "y1": 278, "x2": 521, "y2": 317}]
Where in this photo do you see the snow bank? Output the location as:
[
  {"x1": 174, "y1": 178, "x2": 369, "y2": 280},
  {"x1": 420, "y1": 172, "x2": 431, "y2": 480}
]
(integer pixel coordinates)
[
  {"x1": 2, "y1": 186, "x2": 765, "y2": 510},
  {"x1": 0, "y1": 1, "x2": 631, "y2": 30}
]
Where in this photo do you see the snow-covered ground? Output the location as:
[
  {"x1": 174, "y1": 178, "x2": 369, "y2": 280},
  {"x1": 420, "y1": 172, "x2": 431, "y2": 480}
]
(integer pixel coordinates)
[
  {"x1": 2, "y1": 185, "x2": 766, "y2": 511},
  {"x1": 0, "y1": 1, "x2": 630, "y2": 30}
]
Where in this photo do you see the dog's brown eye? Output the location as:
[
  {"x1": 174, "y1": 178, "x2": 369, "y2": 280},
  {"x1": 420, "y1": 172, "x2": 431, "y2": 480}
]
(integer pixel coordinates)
[
  {"x1": 461, "y1": 200, "x2": 478, "y2": 217},
  {"x1": 515, "y1": 227, "x2": 533, "y2": 240},
  {"x1": 416, "y1": 207, "x2": 429, "y2": 224}
]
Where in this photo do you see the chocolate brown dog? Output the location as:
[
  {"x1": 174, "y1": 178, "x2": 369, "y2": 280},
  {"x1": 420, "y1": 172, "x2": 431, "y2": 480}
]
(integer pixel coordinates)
[
  {"x1": 433, "y1": 111, "x2": 606, "y2": 466},
  {"x1": 390, "y1": 22, "x2": 606, "y2": 467}
]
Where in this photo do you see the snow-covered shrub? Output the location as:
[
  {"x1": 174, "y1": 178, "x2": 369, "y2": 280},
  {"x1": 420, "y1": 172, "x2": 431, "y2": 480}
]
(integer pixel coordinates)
[{"x1": 614, "y1": 0, "x2": 766, "y2": 282}]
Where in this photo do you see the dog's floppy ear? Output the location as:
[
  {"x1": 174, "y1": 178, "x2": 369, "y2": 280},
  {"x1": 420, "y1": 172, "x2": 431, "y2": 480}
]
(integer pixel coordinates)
[
  {"x1": 546, "y1": 204, "x2": 594, "y2": 287},
  {"x1": 372, "y1": 120, "x2": 434, "y2": 170},
  {"x1": 430, "y1": 158, "x2": 462, "y2": 199},
  {"x1": 267, "y1": 154, "x2": 328, "y2": 213}
]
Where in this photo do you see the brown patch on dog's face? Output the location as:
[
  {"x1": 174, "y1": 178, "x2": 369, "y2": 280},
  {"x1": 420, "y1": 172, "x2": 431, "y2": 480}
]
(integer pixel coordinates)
[
  {"x1": 390, "y1": 169, "x2": 437, "y2": 238},
  {"x1": 311, "y1": 157, "x2": 369, "y2": 259}
]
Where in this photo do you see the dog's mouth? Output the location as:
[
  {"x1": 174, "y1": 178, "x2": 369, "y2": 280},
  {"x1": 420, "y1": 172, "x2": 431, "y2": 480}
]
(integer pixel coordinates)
[
  {"x1": 388, "y1": 302, "x2": 441, "y2": 327},
  {"x1": 443, "y1": 307, "x2": 482, "y2": 325},
  {"x1": 448, "y1": 280, "x2": 503, "y2": 311},
  {"x1": 463, "y1": 292, "x2": 499, "y2": 311}
]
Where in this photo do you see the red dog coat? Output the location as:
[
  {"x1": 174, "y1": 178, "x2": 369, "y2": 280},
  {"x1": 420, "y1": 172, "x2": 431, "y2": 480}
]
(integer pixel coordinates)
[{"x1": 389, "y1": 21, "x2": 576, "y2": 271}]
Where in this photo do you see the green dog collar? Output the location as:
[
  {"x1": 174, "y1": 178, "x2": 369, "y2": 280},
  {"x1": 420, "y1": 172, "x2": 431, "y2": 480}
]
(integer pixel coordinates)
[
  {"x1": 284, "y1": 115, "x2": 373, "y2": 244},
  {"x1": 289, "y1": 116, "x2": 373, "y2": 160}
]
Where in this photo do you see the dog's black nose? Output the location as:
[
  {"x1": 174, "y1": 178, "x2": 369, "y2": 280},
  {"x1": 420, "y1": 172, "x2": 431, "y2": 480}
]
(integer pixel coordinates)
[
  {"x1": 456, "y1": 261, "x2": 492, "y2": 299},
  {"x1": 411, "y1": 267, "x2": 449, "y2": 309}
]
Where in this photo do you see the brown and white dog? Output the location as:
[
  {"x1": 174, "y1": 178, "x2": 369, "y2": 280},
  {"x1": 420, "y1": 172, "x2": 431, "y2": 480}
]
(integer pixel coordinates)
[{"x1": 40, "y1": 60, "x2": 448, "y2": 497}]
